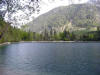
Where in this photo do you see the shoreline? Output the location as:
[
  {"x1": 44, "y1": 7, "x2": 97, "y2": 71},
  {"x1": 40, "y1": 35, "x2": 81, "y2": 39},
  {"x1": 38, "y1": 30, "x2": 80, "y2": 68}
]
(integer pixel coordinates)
[
  {"x1": 0, "y1": 41, "x2": 100, "y2": 46},
  {"x1": 0, "y1": 42, "x2": 11, "y2": 46},
  {"x1": 19, "y1": 41, "x2": 100, "y2": 43}
]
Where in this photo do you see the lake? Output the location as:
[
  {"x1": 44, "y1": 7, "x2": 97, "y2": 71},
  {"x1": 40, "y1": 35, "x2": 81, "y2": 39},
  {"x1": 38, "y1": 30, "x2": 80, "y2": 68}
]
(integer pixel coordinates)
[{"x1": 0, "y1": 42, "x2": 100, "y2": 75}]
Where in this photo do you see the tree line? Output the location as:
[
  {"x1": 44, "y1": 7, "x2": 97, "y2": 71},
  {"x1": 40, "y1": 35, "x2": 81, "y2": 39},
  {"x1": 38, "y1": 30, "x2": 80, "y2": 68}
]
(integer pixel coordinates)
[{"x1": 1, "y1": 17, "x2": 100, "y2": 43}]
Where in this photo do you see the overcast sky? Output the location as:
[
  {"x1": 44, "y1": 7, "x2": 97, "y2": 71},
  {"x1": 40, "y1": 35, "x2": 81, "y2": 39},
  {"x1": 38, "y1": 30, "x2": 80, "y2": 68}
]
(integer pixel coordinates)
[{"x1": 34, "y1": 0, "x2": 89, "y2": 17}]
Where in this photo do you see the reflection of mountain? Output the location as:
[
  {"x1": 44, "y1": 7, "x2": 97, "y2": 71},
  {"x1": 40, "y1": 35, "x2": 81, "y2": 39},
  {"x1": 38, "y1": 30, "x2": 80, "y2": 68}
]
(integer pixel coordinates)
[{"x1": 27, "y1": 3, "x2": 100, "y2": 33}]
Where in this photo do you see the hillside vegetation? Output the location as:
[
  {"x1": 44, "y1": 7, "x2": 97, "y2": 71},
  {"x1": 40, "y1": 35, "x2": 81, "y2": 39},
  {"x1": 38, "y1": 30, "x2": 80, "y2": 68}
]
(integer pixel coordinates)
[
  {"x1": 1, "y1": 2, "x2": 100, "y2": 42},
  {"x1": 27, "y1": 3, "x2": 100, "y2": 32},
  {"x1": 0, "y1": 17, "x2": 37, "y2": 43},
  {"x1": 1, "y1": 15, "x2": 100, "y2": 42}
]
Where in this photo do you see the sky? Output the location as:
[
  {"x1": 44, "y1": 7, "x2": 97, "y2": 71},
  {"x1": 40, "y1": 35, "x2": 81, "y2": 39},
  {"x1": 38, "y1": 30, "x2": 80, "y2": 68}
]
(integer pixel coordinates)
[
  {"x1": 34, "y1": 0, "x2": 89, "y2": 17},
  {"x1": 0, "y1": 0, "x2": 89, "y2": 27}
]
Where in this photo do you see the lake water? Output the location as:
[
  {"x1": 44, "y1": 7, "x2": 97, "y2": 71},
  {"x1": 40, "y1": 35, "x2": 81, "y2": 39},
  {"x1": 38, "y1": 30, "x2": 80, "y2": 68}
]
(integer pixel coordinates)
[{"x1": 0, "y1": 42, "x2": 100, "y2": 75}]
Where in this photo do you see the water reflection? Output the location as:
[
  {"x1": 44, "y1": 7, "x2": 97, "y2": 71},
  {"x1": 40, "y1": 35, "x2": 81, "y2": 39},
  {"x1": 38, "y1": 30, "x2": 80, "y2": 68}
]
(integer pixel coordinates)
[{"x1": 0, "y1": 43, "x2": 100, "y2": 75}]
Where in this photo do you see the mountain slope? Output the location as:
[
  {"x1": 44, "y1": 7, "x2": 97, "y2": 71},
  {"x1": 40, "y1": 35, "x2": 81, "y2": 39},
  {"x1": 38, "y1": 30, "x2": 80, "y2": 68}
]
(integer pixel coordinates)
[{"x1": 27, "y1": 3, "x2": 100, "y2": 32}]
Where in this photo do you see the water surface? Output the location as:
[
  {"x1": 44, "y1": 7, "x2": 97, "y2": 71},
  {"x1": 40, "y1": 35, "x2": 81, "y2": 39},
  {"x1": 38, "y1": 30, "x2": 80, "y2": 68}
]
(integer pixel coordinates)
[{"x1": 0, "y1": 42, "x2": 100, "y2": 75}]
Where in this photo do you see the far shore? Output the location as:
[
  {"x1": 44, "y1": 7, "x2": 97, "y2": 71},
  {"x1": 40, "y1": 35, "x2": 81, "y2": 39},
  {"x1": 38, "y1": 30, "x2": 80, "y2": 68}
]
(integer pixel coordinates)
[
  {"x1": 0, "y1": 42, "x2": 11, "y2": 46},
  {"x1": 0, "y1": 41, "x2": 100, "y2": 46}
]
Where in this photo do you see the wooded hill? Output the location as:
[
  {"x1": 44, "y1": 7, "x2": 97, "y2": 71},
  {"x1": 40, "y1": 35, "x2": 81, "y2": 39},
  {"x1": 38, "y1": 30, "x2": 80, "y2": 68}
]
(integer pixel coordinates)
[
  {"x1": 27, "y1": 3, "x2": 100, "y2": 33},
  {"x1": 1, "y1": 16, "x2": 100, "y2": 42}
]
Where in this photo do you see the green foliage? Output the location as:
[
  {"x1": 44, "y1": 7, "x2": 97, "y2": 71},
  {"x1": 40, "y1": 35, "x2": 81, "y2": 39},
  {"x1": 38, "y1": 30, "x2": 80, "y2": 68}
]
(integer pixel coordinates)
[
  {"x1": 27, "y1": 4, "x2": 100, "y2": 32},
  {"x1": 0, "y1": 16, "x2": 100, "y2": 43},
  {"x1": 0, "y1": 19, "x2": 36, "y2": 43}
]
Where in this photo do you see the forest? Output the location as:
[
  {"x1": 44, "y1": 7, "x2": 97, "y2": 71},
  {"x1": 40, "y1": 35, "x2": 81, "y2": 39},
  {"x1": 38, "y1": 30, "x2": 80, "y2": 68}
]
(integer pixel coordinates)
[{"x1": 0, "y1": 16, "x2": 100, "y2": 43}]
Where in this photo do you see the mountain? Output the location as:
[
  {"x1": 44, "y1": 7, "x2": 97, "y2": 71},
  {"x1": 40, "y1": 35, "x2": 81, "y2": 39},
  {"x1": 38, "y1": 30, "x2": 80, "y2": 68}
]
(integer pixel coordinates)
[
  {"x1": 0, "y1": 0, "x2": 87, "y2": 26},
  {"x1": 27, "y1": 3, "x2": 100, "y2": 33}
]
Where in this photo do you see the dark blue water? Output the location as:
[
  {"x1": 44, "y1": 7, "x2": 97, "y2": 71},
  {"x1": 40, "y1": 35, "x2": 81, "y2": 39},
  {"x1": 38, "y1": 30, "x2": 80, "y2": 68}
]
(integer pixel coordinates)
[{"x1": 0, "y1": 42, "x2": 100, "y2": 75}]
